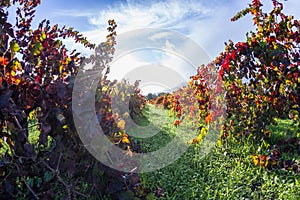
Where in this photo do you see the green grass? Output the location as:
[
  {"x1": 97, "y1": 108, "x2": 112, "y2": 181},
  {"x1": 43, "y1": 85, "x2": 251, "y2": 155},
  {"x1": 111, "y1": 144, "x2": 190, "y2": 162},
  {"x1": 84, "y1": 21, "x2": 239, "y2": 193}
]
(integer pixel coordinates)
[
  {"x1": 269, "y1": 118, "x2": 299, "y2": 141},
  {"x1": 128, "y1": 105, "x2": 179, "y2": 152},
  {"x1": 133, "y1": 106, "x2": 300, "y2": 200}
]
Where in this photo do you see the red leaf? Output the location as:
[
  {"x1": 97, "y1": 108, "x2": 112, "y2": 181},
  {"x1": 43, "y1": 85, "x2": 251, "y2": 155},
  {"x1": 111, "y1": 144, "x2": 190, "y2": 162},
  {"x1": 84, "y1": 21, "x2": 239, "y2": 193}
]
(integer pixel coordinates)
[{"x1": 0, "y1": 57, "x2": 8, "y2": 66}]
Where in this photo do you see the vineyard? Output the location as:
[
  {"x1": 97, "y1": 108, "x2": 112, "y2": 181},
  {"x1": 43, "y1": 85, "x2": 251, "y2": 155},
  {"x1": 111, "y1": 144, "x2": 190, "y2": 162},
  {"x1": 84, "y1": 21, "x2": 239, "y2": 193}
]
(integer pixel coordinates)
[{"x1": 0, "y1": 0, "x2": 300, "y2": 199}]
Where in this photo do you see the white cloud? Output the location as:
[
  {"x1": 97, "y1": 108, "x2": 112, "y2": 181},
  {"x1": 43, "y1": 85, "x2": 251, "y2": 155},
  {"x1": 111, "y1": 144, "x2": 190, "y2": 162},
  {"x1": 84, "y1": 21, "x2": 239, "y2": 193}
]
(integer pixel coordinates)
[
  {"x1": 108, "y1": 53, "x2": 150, "y2": 81},
  {"x1": 57, "y1": 0, "x2": 214, "y2": 36},
  {"x1": 149, "y1": 31, "x2": 172, "y2": 41},
  {"x1": 91, "y1": 0, "x2": 213, "y2": 30},
  {"x1": 61, "y1": 0, "x2": 231, "y2": 59},
  {"x1": 53, "y1": 9, "x2": 95, "y2": 17},
  {"x1": 163, "y1": 40, "x2": 176, "y2": 52},
  {"x1": 58, "y1": 0, "x2": 300, "y2": 94}
]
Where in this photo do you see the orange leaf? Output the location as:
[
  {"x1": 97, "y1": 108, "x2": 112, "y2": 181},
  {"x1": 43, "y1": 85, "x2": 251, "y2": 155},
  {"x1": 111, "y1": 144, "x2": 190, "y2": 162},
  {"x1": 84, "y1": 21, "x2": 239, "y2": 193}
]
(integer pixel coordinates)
[
  {"x1": 204, "y1": 114, "x2": 212, "y2": 124},
  {"x1": 121, "y1": 134, "x2": 130, "y2": 144},
  {"x1": 0, "y1": 57, "x2": 8, "y2": 66},
  {"x1": 192, "y1": 138, "x2": 199, "y2": 144},
  {"x1": 173, "y1": 120, "x2": 180, "y2": 127}
]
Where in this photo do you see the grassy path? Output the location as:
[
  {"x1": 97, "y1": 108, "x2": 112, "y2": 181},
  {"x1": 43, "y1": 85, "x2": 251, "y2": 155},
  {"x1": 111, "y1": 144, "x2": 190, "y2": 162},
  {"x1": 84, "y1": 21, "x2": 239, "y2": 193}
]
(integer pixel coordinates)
[
  {"x1": 129, "y1": 104, "x2": 197, "y2": 152},
  {"x1": 128, "y1": 105, "x2": 300, "y2": 200}
]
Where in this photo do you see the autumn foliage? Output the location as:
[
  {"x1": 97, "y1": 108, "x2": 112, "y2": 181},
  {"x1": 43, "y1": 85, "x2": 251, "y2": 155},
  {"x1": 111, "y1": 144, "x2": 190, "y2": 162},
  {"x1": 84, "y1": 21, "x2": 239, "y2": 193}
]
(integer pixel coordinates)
[
  {"x1": 217, "y1": 0, "x2": 300, "y2": 139},
  {"x1": 0, "y1": 1, "x2": 145, "y2": 199},
  {"x1": 1, "y1": 0, "x2": 300, "y2": 198}
]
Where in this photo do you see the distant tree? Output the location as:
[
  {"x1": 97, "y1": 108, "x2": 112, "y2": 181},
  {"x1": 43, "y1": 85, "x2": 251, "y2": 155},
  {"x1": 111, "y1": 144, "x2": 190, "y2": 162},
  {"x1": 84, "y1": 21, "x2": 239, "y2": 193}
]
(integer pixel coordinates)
[{"x1": 146, "y1": 92, "x2": 158, "y2": 100}]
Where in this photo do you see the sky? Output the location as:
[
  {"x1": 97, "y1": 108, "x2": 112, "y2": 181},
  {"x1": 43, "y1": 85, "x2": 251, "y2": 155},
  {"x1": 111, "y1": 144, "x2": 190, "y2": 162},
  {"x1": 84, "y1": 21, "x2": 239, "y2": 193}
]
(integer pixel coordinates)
[{"x1": 7, "y1": 0, "x2": 300, "y2": 94}]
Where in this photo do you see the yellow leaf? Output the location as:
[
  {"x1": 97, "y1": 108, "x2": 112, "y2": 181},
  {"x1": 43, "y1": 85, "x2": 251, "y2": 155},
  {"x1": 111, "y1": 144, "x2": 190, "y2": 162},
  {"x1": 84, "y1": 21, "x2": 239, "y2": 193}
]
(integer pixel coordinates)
[
  {"x1": 59, "y1": 65, "x2": 63, "y2": 73},
  {"x1": 200, "y1": 127, "x2": 207, "y2": 135},
  {"x1": 279, "y1": 84, "x2": 284, "y2": 94},
  {"x1": 102, "y1": 86, "x2": 108, "y2": 92},
  {"x1": 121, "y1": 136, "x2": 130, "y2": 144},
  {"x1": 28, "y1": 110, "x2": 35, "y2": 119},
  {"x1": 252, "y1": 155, "x2": 259, "y2": 166},
  {"x1": 10, "y1": 70, "x2": 15, "y2": 76},
  {"x1": 217, "y1": 139, "x2": 222, "y2": 147}
]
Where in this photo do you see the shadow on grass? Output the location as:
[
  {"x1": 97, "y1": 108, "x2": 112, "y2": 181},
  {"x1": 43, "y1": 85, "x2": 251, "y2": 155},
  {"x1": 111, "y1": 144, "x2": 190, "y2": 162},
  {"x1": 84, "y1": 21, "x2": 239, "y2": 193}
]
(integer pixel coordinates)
[{"x1": 128, "y1": 105, "x2": 176, "y2": 153}]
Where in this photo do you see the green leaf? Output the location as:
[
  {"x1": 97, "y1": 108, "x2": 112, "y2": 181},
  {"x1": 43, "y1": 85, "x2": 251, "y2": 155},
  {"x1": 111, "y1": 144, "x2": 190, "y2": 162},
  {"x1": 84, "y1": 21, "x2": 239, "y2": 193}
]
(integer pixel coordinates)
[
  {"x1": 10, "y1": 41, "x2": 20, "y2": 55},
  {"x1": 33, "y1": 42, "x2": 43, "y2": 56},
  {"x1": 44, "y1": 171, "x2": 53, "y2": 182},
  {"x1": 36, "y1": 178, "x2": 42, "y2": 188},
  {"x1": 27, "y1": 178, "x2": 34, "y2": 187}
]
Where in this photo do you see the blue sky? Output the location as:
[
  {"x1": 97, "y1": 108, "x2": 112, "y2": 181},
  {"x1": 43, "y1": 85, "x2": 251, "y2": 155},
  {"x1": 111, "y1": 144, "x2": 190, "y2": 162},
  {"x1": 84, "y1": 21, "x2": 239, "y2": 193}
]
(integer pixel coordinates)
[
  {"x1": 21, "y1": 0, "x2": 299, "y2": 56},
  {"x1": 7, "y1": 0, "x2": 300, "y2": 93}
]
